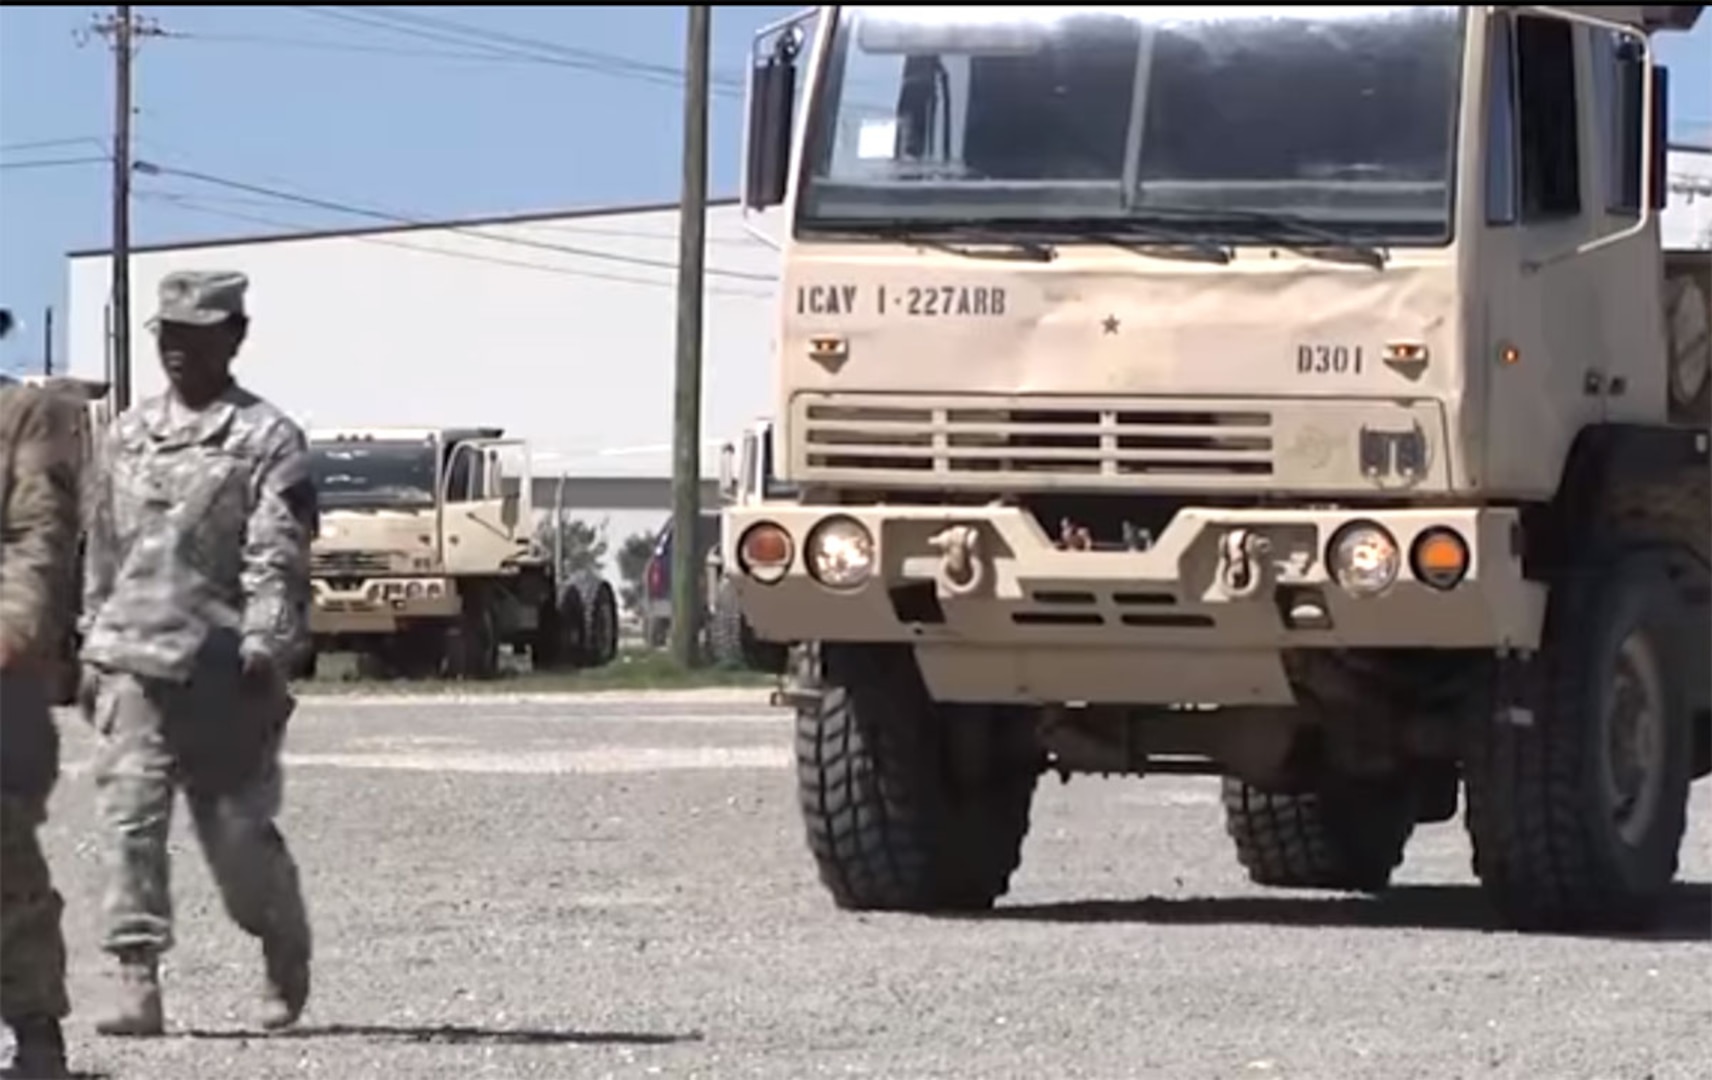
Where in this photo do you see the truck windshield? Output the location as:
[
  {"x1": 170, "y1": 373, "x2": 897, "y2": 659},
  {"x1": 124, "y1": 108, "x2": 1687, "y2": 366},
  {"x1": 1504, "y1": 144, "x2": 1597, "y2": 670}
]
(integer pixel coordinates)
[
  {"x1": 799, "y1": 6, "x2": 1464, "y2": 243},
  {"x1": 310, "y1": 439, "x2": 437, "y2": 510}
]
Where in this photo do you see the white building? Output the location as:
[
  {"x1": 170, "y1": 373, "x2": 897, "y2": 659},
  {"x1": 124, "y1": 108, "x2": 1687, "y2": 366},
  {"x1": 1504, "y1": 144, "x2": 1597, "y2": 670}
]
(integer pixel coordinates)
[
  {"x1": 1665, "y1": 144, "x2": 1712, "y2": 249},
  {"x1": 66, "y1": 199, "x2": 782, "y2": 583}
]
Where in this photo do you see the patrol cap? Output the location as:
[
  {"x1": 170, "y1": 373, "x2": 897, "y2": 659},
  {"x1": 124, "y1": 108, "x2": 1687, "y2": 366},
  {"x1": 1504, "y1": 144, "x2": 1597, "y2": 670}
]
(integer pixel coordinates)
[{"x1": 148, "y1": 269, "x2": 248, "y2": 328}]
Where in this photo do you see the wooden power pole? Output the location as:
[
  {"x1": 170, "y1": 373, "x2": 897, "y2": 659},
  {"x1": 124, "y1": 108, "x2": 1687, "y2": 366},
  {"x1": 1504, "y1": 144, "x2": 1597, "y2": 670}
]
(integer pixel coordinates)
[
  {"x1": 87, "y1": 6, "x2": 162, "y2": 411},
  {"x1": 669, "y1": 5, "x2": 712, "y2": 668}
]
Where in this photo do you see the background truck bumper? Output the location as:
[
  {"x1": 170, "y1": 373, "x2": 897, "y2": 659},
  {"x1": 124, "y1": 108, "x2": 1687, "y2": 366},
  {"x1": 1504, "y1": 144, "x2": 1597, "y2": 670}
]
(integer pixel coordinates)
[{"x1": 725, "y1": 503, "x2": 1545, "y2": 706}]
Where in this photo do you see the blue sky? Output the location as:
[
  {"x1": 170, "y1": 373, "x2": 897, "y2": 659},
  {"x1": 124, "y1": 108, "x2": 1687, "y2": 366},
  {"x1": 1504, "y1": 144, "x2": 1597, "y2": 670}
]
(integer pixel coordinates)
[{"x1": 2, "y1": 5, "x2": 1709, "y2": 375}]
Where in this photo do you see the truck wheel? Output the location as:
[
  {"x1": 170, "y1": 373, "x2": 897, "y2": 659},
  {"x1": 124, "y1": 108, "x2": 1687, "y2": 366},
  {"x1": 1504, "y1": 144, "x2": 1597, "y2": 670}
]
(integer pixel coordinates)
[
  {"x1": 530, "y1": 592, "x2": 574, "y2": 672},
  {"x1": 1463, "y1": 544, "x2": 1697, "y2": 932},
  {"x1": 797, "y1": 643, "x2": 1041, "y2": 912},
  {"x1": 445, "y1": 591, "x2": 501, "y2": 680},
  {"x1": 576, "y1": 580, "x2": 619, "y2": 668},
  {"x1": 1221, "y1": 776, "x2": 1417, "y2": 892}
]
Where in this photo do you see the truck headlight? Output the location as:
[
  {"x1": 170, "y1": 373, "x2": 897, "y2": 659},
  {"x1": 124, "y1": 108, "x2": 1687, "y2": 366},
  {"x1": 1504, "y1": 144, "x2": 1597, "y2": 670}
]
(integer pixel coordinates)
[
  {"x1": 806, "y1": 516, "x2": 874, "y2": 590},
  {"x1": 739, "y1": 522, "x2": 794, "y2": 585},
  {"x1": 1329, "y1": 521, "x2": 1399, "y2": 597}
]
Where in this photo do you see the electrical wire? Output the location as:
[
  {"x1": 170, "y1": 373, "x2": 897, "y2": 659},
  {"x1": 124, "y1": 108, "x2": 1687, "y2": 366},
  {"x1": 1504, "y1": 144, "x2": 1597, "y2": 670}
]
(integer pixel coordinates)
[
  {"x1": 133, "y1": 158, "x2": 777, "y2": 284},
  {"x1": 132, "y1": 189, "x2": 773, "y2": 299}
]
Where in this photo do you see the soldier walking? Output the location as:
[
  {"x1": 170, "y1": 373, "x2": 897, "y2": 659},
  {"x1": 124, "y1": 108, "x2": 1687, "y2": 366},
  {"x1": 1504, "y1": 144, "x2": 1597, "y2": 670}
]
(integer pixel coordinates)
[
  {"x1": 0, "y1": 309, "x2": 81, "y2": 1079},
  {"x1": 78, "y1": 271, "x2": 318, "y2": 1036}
]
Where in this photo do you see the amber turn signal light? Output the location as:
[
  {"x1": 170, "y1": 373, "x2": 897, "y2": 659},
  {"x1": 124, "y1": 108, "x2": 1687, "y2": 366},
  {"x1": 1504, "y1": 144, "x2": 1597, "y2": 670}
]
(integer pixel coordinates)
[{"x1": 1410, "y1": 527, "x2": 1469, "y2": 590}]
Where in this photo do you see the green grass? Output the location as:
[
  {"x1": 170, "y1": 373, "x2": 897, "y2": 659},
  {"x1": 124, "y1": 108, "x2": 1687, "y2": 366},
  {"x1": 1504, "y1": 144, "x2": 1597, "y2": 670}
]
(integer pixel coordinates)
[{"x1": 293, "y1": 646, "x2": 775, "y2": 696}]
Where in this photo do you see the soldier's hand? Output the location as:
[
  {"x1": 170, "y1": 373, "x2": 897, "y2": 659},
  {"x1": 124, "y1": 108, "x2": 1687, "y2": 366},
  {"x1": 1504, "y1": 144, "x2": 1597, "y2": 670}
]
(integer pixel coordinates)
[{"x1": 240, "y1": 650, "x2": 280, "y2": 695}]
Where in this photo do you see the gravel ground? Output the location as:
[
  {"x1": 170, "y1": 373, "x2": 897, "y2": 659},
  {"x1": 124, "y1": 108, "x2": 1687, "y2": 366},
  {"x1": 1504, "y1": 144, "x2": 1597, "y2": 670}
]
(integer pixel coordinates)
[{"x1": 14, "y1": 689, "x2": 1710, "y2": 1080}]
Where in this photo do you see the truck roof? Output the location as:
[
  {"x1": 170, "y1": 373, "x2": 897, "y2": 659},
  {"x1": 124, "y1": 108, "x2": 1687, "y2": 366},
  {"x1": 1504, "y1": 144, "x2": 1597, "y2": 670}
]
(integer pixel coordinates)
[{"x1": 1553, "y1": 5, "x2": 1703, "y2": 31}]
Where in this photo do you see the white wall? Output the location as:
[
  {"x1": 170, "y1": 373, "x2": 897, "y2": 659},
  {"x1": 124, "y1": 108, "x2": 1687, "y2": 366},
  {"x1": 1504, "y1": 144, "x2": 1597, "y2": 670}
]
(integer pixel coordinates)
[
  {"x1": 66, "y1": 202, "x2": 781, "y2": 482},
  {"x1": 1664, "y1": 147, "x2": 1712, "y2": 250}
]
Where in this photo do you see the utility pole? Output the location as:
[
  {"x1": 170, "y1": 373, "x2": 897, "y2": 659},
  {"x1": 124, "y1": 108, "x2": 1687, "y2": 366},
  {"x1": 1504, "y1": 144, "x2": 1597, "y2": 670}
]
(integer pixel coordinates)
[
  {"x1": 42, "y1": 307, "x2": 54, "y2": 375},
  {"x1": 669, "y1": 5, "x2": 712, "y2": 668},
  {"x1": 86, "y1": 7, "x2": 163, "y2": 412}
]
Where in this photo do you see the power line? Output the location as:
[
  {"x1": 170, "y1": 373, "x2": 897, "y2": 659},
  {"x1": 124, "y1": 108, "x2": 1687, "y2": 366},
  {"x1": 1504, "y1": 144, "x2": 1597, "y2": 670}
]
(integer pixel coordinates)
[
  {"x1": 132, "y1": 159, "x2": 777, "y2": 284},
  {"x1": 161, "y1": 28, "x2": 538, "y2": 63},
  {"x1": 132, "y1": 189, "x2": 772, "y2": 299},
  {"x1": 0, "y1": 136, "x2": 107, "y2": 154},
  {"x1": 289, "y1": 5, "x2": 746, "y2": 97},
  {"x1": 0, "y1": 155, "x2": 110, "y2": 172}
]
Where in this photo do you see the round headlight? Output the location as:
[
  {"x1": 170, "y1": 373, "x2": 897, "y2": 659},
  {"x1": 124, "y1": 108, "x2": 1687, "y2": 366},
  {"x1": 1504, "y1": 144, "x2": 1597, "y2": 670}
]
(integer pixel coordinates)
[
  {"x1": 806, "y1": 516, "x2": 875, "y2": 590},
  {"x1": 1329, "y1": 521, "x2": 1399, "y2": 596},
  {"x1": 738, "y1": 522, "x2": 794, "y2": 585}
]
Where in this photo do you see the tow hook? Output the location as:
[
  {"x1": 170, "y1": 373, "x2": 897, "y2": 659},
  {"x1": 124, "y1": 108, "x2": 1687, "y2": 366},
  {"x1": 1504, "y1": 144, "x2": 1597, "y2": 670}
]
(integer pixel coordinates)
[
  {"x1": 928, "y1": 524, "x2": 985, "y2": 596},
  {"x1": 1218, "y1": 528, "x2": 1272, "y2": 599}
]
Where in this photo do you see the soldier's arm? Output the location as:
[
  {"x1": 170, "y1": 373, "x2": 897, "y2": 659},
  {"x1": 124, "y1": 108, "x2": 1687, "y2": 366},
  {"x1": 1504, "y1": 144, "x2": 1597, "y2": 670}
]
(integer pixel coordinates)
[
  {"x1": 0, "y1": 390, "x2": 79, "y2": 664},
  {"x1": 239, "y1": 419, "x2": 318, "y2": 669},
  {"x1": 80, "y1": 414, "x2": 119, "y2": 638}
]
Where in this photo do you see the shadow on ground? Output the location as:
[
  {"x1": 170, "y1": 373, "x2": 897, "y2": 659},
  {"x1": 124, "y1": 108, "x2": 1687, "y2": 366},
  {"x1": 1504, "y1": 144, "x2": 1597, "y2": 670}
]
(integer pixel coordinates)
[
  {"x1": 978, "y1": 882, "x2": 1712, "y2": 941},
  {"x1": 180, "y1": 1023, "x2": 703, "y2": 1046}
]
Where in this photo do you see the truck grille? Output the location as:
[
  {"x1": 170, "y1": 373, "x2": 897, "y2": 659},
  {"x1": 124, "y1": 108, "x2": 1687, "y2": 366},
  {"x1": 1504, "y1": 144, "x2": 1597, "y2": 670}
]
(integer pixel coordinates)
[
  {"x1": 796, "y1": 396, "x2": 1274, "y2": 487},
  {"x1": 311, "y1": 550, "x2": 392, "y2": 575}
]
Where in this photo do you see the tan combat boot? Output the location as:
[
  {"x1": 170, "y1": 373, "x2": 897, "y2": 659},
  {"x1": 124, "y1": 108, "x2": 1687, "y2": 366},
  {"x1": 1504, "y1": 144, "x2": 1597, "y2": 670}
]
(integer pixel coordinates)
[
  {"x1": 257, "y1": 937, "x2": 309, "y2": 1031},
  {"x1": 94, "y1": 951, "x2": 163, "y2": 1037}
]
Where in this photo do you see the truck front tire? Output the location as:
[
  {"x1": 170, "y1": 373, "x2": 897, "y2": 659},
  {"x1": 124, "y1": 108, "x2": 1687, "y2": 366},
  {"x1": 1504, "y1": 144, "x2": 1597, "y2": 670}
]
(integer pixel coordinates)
[
  {"x1": 796, "y1": 644, "x2": 1041, "y2": 912},
  {"x1": 1463, "y1": 544, "x2": 1698, "y2": 933},
  {"x1": 1221, "y1": 775, "x2": 1417, "y2": 892}
]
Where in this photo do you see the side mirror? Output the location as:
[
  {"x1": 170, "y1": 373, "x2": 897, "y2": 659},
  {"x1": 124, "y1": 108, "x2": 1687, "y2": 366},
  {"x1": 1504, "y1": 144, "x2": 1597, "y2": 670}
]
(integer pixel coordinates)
[
  {"x1": 744, "y1": 33, "x2": 799, "y2": 210},
  {"x1": 1648, "y1": 65, "x2": 1669, "y2": 211},
  {"x1": 717, "y1": 441, "x2": 737, "y2": 501},
  {"x1": 1613, "y1": 49, "x2": 1668, "y2": 213}
]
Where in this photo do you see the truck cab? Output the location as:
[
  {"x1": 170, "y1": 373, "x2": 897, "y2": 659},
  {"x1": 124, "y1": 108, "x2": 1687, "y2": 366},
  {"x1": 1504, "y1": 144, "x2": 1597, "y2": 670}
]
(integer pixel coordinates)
[{"x1": 725, "y1": 4, "x2": 1710, "y2": 932}]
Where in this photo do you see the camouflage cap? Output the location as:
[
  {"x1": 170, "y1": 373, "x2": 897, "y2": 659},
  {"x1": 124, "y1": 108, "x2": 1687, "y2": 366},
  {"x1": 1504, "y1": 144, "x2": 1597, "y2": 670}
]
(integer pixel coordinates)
[{"x1": 149, "y1": 269, "x2": 248, "y2": 328}]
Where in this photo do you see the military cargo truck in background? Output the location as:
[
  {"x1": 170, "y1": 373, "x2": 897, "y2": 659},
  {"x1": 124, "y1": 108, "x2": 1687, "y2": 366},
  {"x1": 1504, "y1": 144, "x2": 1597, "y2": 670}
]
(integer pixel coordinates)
[
  {"x1": 707, "y1": 416, "x2": 788, "y2": 671},
  {"x1": 306, "y1": 426, "x2": 620, "y2": 680},
  {"x1": 728, "y1": 4, "x2": 1711, "y2": 933}
]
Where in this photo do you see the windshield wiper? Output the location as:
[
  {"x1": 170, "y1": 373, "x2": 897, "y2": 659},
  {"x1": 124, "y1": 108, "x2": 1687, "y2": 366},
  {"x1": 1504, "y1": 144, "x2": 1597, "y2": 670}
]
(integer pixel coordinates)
[
  {"x1": 1127, "y1": 206, "x2": 1390, "y2": 270},
  {"x1": 814, "y1": 221, "x2": 1056, "y2": 263},
  {"x1": 1020, "y1": 218, "x2": 1233, "y2": 265}
]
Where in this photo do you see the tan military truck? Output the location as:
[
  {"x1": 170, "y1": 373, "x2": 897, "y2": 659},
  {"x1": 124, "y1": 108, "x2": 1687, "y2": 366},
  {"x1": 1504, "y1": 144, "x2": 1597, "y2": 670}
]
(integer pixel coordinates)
[
  {"x1": 727, "y1": 4, "x2": 1711, "y2": 933},
  {"x1": 306, "y1": 426, "x2": 619, "y2": 680}
]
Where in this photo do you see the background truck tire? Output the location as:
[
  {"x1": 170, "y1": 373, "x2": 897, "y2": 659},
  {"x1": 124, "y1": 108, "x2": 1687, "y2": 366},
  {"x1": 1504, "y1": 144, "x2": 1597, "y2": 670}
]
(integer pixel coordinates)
[
  {"x1": 1221, "y1": 776, "x2": 1417, "y2": 892},
  {"x1": 796, "y1": 644, "x2": 1040, "y2": 912},
  {"x1": 574, "y1": 577, "x2": 619, "y2": 668},
  {"x1": 707, "y1": 576, "x2": 787, "y2": 672},
  {"x1": 530, "y1": 587, "x2": 582, "y2": 672},
  {"x1": 444, "y1": 589, "x2": 501, "y2": 680},
  {"x1": 1463, "y1": 544, "x2": 1698, "y2": 933}
]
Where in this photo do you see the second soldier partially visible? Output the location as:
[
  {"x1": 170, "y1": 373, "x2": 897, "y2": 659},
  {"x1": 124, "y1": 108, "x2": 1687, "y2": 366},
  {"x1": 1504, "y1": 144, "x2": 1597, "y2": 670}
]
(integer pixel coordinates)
[{"x1": 78, "y1": 270, "x2": 318, "y2": 1036}]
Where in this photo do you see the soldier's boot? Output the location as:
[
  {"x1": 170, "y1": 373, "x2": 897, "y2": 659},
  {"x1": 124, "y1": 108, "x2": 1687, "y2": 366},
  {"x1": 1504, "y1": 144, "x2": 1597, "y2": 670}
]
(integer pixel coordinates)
[
  {"x1": 257, "y1": 936, "x2": 309, "y2": 1031},
  {"x1": 1, "y1": 1016, "x2": 68, "y2": 1078},
  {"x1": 94, "y1": 951, "x2": 164, "y2": 1037}
]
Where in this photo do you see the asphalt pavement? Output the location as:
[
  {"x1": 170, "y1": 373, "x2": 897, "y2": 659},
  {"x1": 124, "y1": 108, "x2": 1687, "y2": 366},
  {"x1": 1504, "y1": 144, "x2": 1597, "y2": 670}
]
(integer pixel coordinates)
[{"x1": 16, "y1": 687, "x2": 1711, "y2": 1080}]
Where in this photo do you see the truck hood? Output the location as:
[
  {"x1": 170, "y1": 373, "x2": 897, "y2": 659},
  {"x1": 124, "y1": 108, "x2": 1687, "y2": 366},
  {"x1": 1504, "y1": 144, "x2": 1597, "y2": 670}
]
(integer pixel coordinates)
[{"x1": 781, "y1": 245, "x2": 1461, "y2": 401}]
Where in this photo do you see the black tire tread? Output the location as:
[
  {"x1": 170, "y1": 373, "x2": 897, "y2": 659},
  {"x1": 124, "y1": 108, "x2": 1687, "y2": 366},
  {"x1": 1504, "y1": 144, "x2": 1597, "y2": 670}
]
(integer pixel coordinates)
[
  {"x1": 796, "y1": 646, "x2": 1036, "y2": 912},
  {"x1": 1221, "y1": 778, "x2": 1412, "y2": 892},
  {"x1": 1462, "y1": 544, "x2": 1694, "y2": 932}
]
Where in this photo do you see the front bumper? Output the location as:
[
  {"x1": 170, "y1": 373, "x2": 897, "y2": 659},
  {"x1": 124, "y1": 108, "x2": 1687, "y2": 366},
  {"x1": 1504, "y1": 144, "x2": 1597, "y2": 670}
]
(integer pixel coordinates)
[
  {"x1": 724, "y1": 503, "x2": 1545, "y2": 706},
  {"x1": 310, "y1": 576, "x2": 460, "y2": 635}
]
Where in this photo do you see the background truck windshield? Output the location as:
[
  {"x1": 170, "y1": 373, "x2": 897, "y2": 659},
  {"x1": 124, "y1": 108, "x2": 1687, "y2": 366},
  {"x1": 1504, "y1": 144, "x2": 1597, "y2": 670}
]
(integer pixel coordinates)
[
  {"x1": 800, "y1": 5, "x2": 1464, "y2": 241},
  {"x1": 310, "y1": 439, "x2": 438, "y2": 510}
]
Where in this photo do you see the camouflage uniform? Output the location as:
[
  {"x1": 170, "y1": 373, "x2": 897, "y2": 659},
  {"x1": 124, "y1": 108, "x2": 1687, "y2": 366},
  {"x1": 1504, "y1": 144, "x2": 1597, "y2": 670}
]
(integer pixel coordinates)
[
  {"x1": 0, "y1": 375, "x2": 80, "y2": 1076},
  {"x1": 80, "y1": 271, "x2": 317, "y2": 1035}
]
